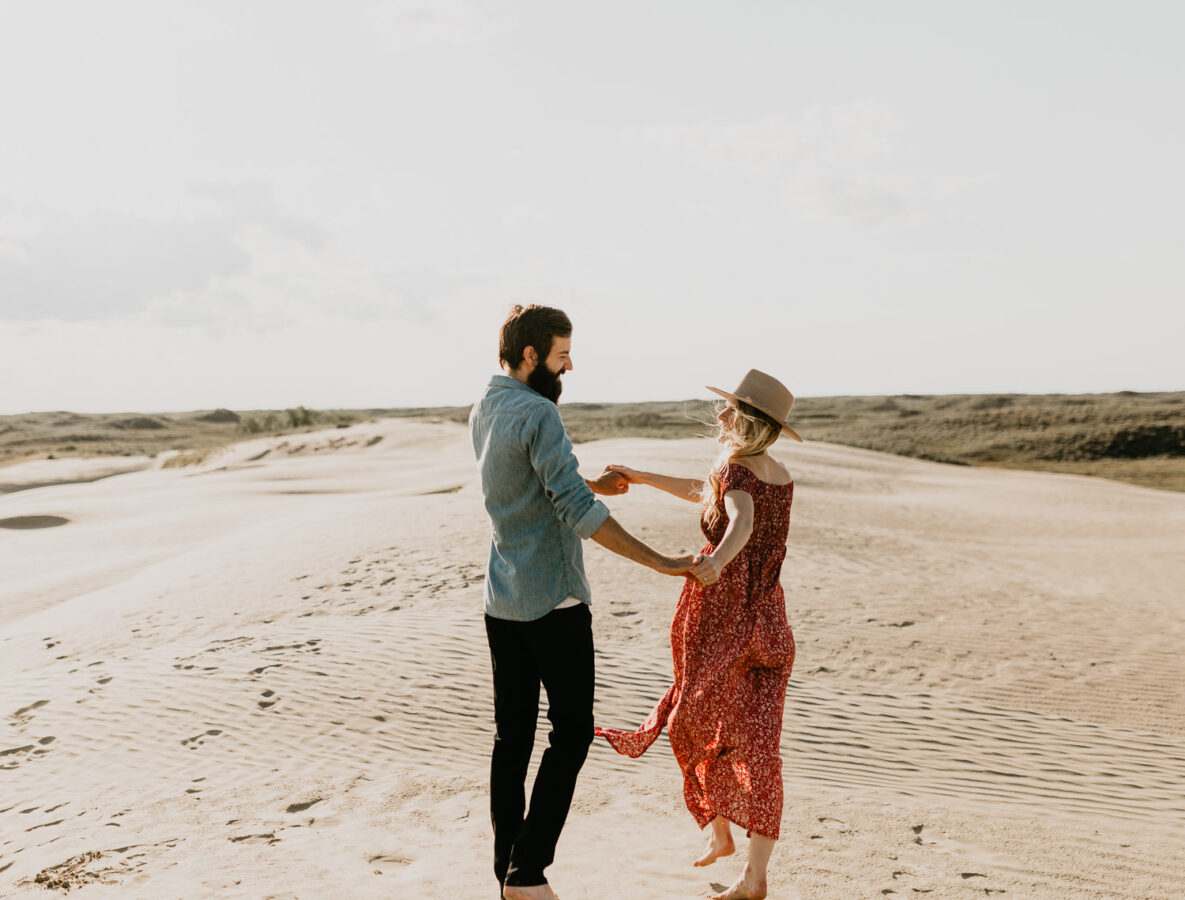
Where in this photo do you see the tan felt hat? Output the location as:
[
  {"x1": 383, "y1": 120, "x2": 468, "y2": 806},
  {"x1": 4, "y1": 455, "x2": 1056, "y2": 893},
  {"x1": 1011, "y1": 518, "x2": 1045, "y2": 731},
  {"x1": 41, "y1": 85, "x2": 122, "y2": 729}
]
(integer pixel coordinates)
[{"x1": 706, "y1": 368, "x2": 803, "y2": 442}]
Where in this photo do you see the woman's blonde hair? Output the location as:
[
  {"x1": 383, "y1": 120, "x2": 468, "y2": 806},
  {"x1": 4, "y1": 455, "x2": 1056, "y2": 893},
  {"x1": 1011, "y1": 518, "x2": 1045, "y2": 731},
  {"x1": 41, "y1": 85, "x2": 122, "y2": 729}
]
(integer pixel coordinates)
[{"x1": 700, "y1": 399, "x2": 781, "y2": 527}]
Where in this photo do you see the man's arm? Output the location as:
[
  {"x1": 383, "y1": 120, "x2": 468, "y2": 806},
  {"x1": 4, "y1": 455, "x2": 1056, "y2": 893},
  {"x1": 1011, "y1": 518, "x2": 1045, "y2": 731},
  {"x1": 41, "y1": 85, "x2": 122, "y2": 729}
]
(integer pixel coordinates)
[
  {"x1": 589, "y1": 515, "x2": 694, "y2": 575},
  {"x1": 524, "y1": 403, "x2": 613, "y2": 537}
]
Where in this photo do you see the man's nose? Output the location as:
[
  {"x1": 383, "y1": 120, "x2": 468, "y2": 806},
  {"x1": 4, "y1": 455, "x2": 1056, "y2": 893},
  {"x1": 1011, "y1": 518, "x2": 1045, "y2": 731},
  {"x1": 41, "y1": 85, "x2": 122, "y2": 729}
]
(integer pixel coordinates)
[{"x1": 564, "y1": 357, "x2": 574, "y2": 371}]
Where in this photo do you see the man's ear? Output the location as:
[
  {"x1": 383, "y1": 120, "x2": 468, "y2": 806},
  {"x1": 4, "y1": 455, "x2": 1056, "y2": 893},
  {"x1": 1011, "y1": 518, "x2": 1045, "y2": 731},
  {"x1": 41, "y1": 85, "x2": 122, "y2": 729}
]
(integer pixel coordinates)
[{"x1": 523, "y1": 345, "x2": 538, "y2": 368}]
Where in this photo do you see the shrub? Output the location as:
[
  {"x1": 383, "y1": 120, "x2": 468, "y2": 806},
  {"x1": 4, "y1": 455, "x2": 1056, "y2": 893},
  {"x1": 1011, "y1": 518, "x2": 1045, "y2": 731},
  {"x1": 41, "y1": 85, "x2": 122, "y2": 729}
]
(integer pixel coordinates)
[{"x1": 286, "y1": 406, "x2": 317, "y2": 428}]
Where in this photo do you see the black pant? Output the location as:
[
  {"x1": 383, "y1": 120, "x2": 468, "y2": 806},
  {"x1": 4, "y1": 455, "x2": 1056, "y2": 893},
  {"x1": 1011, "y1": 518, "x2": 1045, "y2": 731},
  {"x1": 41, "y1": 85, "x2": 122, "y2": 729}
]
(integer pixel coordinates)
[{"x1": 484, "y1": 604, "x2": 595, "y2": 889}]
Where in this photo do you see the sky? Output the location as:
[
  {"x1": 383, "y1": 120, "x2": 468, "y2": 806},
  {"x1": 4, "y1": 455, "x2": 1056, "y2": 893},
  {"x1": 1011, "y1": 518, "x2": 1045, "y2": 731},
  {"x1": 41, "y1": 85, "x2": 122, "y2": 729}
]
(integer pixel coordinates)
[{"x1": 1, "y1": 0, "x2": 1183, "y2": 414}]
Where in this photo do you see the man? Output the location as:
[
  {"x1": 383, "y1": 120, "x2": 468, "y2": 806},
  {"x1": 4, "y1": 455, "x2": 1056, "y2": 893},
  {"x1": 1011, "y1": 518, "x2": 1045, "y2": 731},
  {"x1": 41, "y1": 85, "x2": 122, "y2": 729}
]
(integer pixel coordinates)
[{"x1": 470, "y1": 304, "x2": 700, "y2": 899}]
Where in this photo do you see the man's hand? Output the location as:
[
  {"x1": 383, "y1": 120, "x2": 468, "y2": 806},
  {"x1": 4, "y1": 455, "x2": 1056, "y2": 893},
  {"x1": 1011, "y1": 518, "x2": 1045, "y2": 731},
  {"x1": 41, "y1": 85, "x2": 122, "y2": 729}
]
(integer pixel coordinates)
[
  {"x1": 688, "y1": 554, "x2": 721, "y2": 586},
  {"x1": 587, "y1": 470, "x2": 629, "y2": 495},
  {"x1": 653, "y1": 554, "x2": 697, "y2": 576}
]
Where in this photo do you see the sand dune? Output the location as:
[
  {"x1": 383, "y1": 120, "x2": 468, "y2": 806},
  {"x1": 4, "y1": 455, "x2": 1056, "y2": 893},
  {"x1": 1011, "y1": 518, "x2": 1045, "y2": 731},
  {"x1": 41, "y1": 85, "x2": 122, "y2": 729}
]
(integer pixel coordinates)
[
  {"x1": 2, "y1": 420, "x2": 1184, "y2": 897},
  {"x1": 0, "y1": 456, "x2": 159, "y2": 496}
]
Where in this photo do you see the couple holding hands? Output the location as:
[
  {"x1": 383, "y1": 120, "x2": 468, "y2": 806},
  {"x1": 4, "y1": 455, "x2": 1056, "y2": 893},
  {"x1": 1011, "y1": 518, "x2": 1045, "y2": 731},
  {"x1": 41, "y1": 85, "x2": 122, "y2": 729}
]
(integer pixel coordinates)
[{"x1": 471, "y1": 305, "x2": 800, "y2": 900}]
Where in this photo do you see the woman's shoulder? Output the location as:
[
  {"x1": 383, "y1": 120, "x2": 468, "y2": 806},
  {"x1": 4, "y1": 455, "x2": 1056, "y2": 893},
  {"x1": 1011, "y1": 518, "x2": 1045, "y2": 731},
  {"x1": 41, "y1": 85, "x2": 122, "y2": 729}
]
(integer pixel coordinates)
[{"x1": 726, "y1": 457, "x2": 792, "y2": 488}]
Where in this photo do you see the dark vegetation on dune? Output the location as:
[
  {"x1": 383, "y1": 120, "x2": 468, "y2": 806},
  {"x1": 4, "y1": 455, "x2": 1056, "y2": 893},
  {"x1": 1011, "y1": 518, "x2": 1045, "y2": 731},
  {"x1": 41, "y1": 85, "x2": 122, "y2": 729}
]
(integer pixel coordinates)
[{"x1": 2, "y1": 393, "x2": 1182, "y2": 492}]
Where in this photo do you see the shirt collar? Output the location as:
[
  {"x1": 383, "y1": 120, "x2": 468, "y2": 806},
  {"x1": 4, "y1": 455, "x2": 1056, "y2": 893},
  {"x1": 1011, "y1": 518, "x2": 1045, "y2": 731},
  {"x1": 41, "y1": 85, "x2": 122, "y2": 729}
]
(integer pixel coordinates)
[{"x1": 488, "y1": 373, "x2": 533, "y2": 392}]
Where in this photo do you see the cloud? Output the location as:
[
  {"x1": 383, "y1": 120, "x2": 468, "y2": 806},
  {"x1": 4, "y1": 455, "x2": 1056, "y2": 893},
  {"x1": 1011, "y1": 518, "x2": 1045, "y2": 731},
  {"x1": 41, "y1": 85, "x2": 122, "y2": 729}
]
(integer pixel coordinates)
[
  {"x1": 2, "y1": 180, "x2": 521, "y2": 334},
  {"x1": 502, "y1": 203, "x2": 553, "y2": 227},
  {"x1": 814, "y1": 171, "x2": 909, "y2": 224},
  {"x1": 361, "y1": 0, "x2": 500, "y2": 48},
  {"x1": 622, "y1": 101, "x2": 925, "y2": 225},
  {"x1": 146, "y1": 244, "x2": 494, "y2": 336},
  {"x1": 189, "y1": 181, "x2": 328, "y2": 248},
  {"x1": 0, "y1": 210, "x2": 251, "y2": 320},
  {"x1": 340, "y1": 264, "x2": 497, "y2": 324},
  {"x1": 0, "y1": 182, "x2": 325, "y2": 322}
]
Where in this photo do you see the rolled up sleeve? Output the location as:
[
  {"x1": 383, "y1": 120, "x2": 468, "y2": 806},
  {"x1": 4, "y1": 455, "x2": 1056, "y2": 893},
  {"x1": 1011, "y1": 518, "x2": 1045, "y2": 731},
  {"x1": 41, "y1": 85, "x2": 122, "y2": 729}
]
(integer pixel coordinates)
[{"x1": 525, "y1": 404, "x2": 610, "y2": 539}]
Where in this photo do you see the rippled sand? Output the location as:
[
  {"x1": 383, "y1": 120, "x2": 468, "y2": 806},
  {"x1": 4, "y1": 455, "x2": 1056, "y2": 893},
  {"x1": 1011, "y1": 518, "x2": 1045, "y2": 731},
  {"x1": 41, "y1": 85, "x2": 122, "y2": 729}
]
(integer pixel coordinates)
[{"x1": 2, "y1": 419, "x2": 1184, "y2": 897}]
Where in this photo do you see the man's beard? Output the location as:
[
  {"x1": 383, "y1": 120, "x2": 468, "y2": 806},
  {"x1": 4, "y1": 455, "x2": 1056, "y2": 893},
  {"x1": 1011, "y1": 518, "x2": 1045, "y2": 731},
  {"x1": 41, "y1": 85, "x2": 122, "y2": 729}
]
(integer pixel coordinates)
[{"x1": 527, "y1": 364, "x2": 563, "y2": 403}]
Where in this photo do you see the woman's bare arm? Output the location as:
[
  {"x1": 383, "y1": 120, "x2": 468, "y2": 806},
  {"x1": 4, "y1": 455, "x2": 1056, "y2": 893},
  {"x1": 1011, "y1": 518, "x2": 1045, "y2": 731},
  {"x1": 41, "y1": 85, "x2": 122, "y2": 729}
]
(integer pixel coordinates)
[
  {"x1": 696, "y1": 490, "x2": 754, "y2": 585},
  {"x1": 605, "y1": 465, "x2": 703, "y2": 502}
]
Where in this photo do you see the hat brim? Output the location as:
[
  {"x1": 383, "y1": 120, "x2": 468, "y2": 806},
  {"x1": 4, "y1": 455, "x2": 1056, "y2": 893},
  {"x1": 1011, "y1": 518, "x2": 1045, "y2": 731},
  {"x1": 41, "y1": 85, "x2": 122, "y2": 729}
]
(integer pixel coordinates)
[{"x1": 706, "y1": 386, "x2": 803, "y2": 443}]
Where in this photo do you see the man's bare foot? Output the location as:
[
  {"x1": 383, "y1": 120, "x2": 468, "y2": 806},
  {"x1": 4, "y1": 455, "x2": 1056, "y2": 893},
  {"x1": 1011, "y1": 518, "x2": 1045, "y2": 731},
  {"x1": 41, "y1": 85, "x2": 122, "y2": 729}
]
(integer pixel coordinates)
[
  {"x1": 693, "y1": 830, "x2": 736, "y2": 867},
  {"x1": 503, "y1": 883, "x2": 560, "y2": 900},
  {"x1": 708, "y1": 866, "x2": 767, "y2": 900}
]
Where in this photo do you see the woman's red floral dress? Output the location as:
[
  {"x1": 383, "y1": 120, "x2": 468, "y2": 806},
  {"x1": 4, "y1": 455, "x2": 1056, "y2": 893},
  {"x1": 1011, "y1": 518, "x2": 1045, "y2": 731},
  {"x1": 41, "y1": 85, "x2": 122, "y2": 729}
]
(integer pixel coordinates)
[{"x1": 596, "y1": 461, "x2": 795, "y2": 839}]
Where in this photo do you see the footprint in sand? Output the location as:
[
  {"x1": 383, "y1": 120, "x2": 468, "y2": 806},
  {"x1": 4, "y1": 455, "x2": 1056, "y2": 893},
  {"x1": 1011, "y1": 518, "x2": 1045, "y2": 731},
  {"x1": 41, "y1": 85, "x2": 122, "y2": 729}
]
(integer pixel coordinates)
[
  {"x1": 28, "y1": 839, "x2": 184, "y2": 888},
  {"x1": 908, "y1": 826, "x2": 1008, "y2": 895},
  {"x1": 185, "y1": 777, "x2": 207, "y2": 795},
  {"x1": 285, "y1": 798, "x2": 322, "y2": 814},
  {"x1": 1, "y1": 741, "x2": 48, "y2": 770},
  {"x1": 369, "y1": 852, "x2": 412, "y2": 876},
  {"x1": 880, "y1": 867, "x2": 932, "y2": 896},
  {"x1": 228, "y1": 832, "x2": 279, "y2": 845},
  {"x1": 262, "y1": 639, "x2": 322, "y2": 654},
  {"x1": 11, "y1": 699, "x2": 50, "y2": 725},
  {"x1": 180, "y1": 729, "x2": 224, "y2": 749}
]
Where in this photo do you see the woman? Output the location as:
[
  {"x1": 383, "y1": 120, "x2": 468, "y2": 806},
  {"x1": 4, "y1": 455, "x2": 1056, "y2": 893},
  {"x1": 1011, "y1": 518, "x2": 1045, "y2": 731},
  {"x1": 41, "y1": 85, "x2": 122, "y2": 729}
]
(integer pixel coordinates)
[{"x1": 596, "y1": 369, "x2": 801, "y2": 900}]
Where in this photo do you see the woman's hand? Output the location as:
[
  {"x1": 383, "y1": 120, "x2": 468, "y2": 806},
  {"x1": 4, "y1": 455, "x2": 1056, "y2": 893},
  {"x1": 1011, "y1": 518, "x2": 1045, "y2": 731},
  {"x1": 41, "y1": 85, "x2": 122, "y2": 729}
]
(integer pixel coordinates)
[
  {"x1": 688, "y1": 554, "x2": 721, "y2": 586},
  {"x1": 605, "y1": 464, "x2": 645, "y2": 485}
]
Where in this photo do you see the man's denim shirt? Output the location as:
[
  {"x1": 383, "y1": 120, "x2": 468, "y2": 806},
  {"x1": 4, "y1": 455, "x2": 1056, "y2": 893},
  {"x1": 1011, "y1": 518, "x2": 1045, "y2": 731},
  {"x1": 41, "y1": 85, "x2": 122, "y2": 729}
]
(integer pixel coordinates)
[{"x1": 470, "y1": 375, "x2": 611, "y2": 622}]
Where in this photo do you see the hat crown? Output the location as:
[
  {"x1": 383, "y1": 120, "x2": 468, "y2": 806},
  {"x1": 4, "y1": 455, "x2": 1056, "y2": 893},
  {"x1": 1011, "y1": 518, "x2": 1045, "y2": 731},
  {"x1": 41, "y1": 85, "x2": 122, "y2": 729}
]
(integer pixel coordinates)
[{"x1": 732, "y1": 369, "x2": 794, "y2": 422}]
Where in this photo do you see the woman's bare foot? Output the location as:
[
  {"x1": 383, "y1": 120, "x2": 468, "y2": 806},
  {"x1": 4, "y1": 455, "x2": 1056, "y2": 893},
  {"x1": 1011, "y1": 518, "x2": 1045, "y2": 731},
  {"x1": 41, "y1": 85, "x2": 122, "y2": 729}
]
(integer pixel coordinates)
[
  {"x1": 708, "y1": 865, "x2": 767, "y2": 900},
  {"x1": 694, "y1": 830, "x2": 736, "y2": 867},
  {"x1": 503, "y1": 884, "x2": 560, "y2": 900}
]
